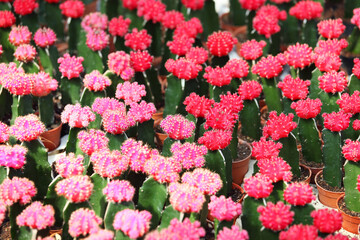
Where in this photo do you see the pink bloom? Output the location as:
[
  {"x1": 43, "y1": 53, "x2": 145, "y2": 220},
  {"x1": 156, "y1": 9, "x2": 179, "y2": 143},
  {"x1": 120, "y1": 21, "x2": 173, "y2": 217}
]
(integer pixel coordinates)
[
  {"x1": 59, "y1": 0, "x2": 84, "y2": 18},
  {"x1": 0, "y1": 44, "x2": 2, "y2": 56},
  {"x1": 102, "y1": 109, "x2": 135, "y2": 135},
  {"x1": 33, "y1": 27, "x2": 57, "y2": 48},
  {"x1": 357, "y1": 175, "x2": 360, "y2": 192},
  {"x1": 9, "y1": 25, "x2": 32, "y2": 46},
  {"x1": 0, "y1": 145, "x2": 27, "y2": 169},
  {"x1": 13, "y1": 0, "x2": 38, "y2": 15},
  {"x1": 311, "y1": 209, "x2": 342, "y2": 233},
  {"x1": 289, "y1": 0, "x2": 323, "y2": 20},
  {"x1": 121, "y1": 138, "x2": 153, "y2": 172},
  {"x1": 113, "y1": 209, "x2": 152, "y2": 238},
  {"x1": 83, "y1": 70, "x2": 111, "y2": 91},
  {"x1": 171, "y1": 142, "x2": 207, "y2": 169},
  {"x1": 284, "y1": 182, "x2": 315, "y2": 206},
  {"x1": 68, "y1": 208, "x2": 102, "y2": 237},
  {"x1": 84, "y1": 229, "x2": 114, "y2": 240},
  {"x1": 284, "y1": 43, "x2": 313, "y2": 69},
  {"x1": 116, "y1": 81, "x2": 146, "y2": 105},
  {"x1": 198, "y1": 129, "x2": 232, "y2": 151},
  {"x1": 128, "y1": 101, "x2": 156, "y2": 123},
  {"x1": 56, "y1": 175, "x2": 93, "y2": 203},
  {"x1": 185, "y1": 47, "x2": 208, "y2": 65},
  {"x1": 174, "y1": 17, "x2": 203, "y2": 39},
  {"x1": 10, "y1": 114, "x2": 46, "y2": 141},
  {"x1": 181, "y1": 0, "x2": 205, "y2": 10},
  {"x1": 279, "y1": 224, "x2": 318, "y2": 240},
  {"x1": 81, "y1": 12, "x2": 108, "y2": 33},
  {"x1": 44, "y1": 0, "x2": 60, "y2": 3},
  {"x1": 278, "y1": 75, "x2": 310, "y2": 100},
  {"x1": 206, "y1": 31, "x2": 237, "y2": 57},
  {"x1": 130, "y1": 50, "x2": 153, "y2": 72},
  {"x1": 183, "y1": 93, "x2": 214, "y2": 118},
  {"x1": 219, "y1": 92, "x2": 244, "y2": 114},
  {"x1": 319, "y1": 70, "x2": 348, "y2": 94},
  {"x1": 313, "y1": 52, "x2": 342, "y2": 72},
  {"x1": 204, "y1": 103, "x2": 238, "y2": 131},
  {"x1": 161, "y1": 10, "x2": 184, "y2": 30},
  {"x1": 253, "y1": 5, "x2": 287, "y2": 38},
  {"x1": 252, "y1": 54, "x2": 286, "y2": 79},
  {"x1": 160, "y1": 114, "x2": 195, "y2": 140},
  {"x1": 168, "y1": 182, "x2": 205, "y2": 213},
  {"x1": 270, "y1": 0, "x2": 290, "y2": 3},
  {"x1": 0, "y1": 200, "x2": 6, "y2": 226},
  {"x1": 90, "y1": 149, "x2": 129, "y2": 178},
  {"x1": 337, "y1": 91, "x2": 360, "y2": 114},
  {"x1": 224, "y1": 59, "x2": 249, "y2": 79},
  {"x1": 144, "y1": 154, "x2": 180, "y2": 183},
  {"x1": 92, "y1": 97, "x2": 125, "y2": 116},
  {"x1": 125, "y1": 28, "x2": 152, "y2": 51},
  {"x1": 291, "y1": 98, "x2": 322, "y2": 119},
  {"x1": 31, "y1": 72, "x2": 58, "y2": 97},
  {"x1": 86, "y1": 29, "x2": 109, "y2": 51},
  {"x1": 0, "y1": 177, "x2": 37, "y2": 206},
  {"x1": 0, "y1": 62, "x2": 25, "y2": 85},
  {"x1": 239, "y1": 0, "x2": 266, "y2": 11},
  {"x1": 167, "y1": 34, "x2": 194, "y2": 56},
  {"x1": 317, "y1": 18, "x2": 345, "y2": 39},
  {"x1": 252, "y1": 137, "x2": 282, "y2": 161},
  {"x1": 244, "y1": 174, "x2": 273, "y2": 199},
  {"x1": 204, "y1": 66, "x2": 232, "y2": 87},
  {"x1": 353, "y1": 58, "x2": 360, "y2": 79},
  {"x1": 0, "y1": 11, "x2": 16, "y2": 28},
  {"x1": 14, "y1": 44, "x2": 36, "y2": 62},
  {"x1": 323, "y1": 233, "x2": 358, "y2": 240},
  {"x1": 108, "y1": 16, "x2": 131, "y2": 37},
  {"x1": 107, "y1": 51, "x2": 134, "y2": 80},
  {"x1": 55, "y1": 153, "x2": 84, "y2": 178},
  {"x1": 239, "y1": 39, "x2": 267, "y2": 60},
  {"x1": 351, "y1": 8, "x2": 360, "y2": 28},
  {"x1": 258, "y1": 156, "x2": 293, "y2": 183},
  {"x1": 78, "y1": 129, "x2": 108, "y2": 156},
  {"x1": 217, "y1": 226, "x2": 249, "y2": 240},
  {"x1": 58, "y1": 53, "x2": 84, "y2": 79},
  {"x1": 208, "y1": 195, "x2": 242, "y2": 221},
  {"x1": 61, "y1": 103, "x2": 96, "y2": 128},
  {"x1": 122, "y1": 0, "x2": 139, "y2": 10},
  {"x1": 16, "y1": 201, "x2": 54, "y2": 229},
  {"x1": 182, "y1": 168, "x2": 222, "y2": 195},
  {"x1": 165, "y1": 58, "x2": 202, "y2": 80},
  {"x1": 342, "y1": 139, "x2": 360, "y2": 162},
  {"x1": 263, "y1": 111, "x2": 297, "y2": 140},
  {"x1": 353, "y1": 119, "x2": 360, "y2": 131},
  {"x1": 314, "y1": 39, "x2": 348, "y2": 56},
  {"x1": 2, "y1": 72, "x2": 33, "y2": 96},
  {"x1": 238, "y1": 80, "x2": 263, "y2": 100},
  {"x1": 103, "y1": 180, "x2": 135, "y2": 203},
  {"x1": 0, "y1": 122, "x2": 9, "y2": 143},
  {"x1": 258, "y1": 201, "x2": 294, "y2": 231},
  {"x1": 322, "y1": 111, "x2": 351, "y2": 132},
  {"x1": 137, "y1": 0, "x2": 166, "y2": 23}
]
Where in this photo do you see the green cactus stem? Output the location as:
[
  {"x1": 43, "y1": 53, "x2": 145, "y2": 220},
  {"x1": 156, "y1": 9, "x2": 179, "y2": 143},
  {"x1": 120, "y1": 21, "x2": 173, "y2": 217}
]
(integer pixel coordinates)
[
  {"x1": 113, "y1": 36, "x2": 128, "y2": 52},
  {"x1": 343, "y1": 161, "x2": 360, "y2": 212},
  {"x1": 319, "y1": 92, "x2": 340, "y2": 115},
  {"x1": 68, "y1": 17, "x2": 82, "y2": 54},
  {"x1": 345, "y1": 28, "x2": 360, "y2": 55},
  {"x1": 261, "y1": 77, "x2": 283, "y2": 114},
  {"x1": 211, "y1": 56, "x2": 229, "y2": 68},
  {"x1": 0, "y1": 167, "x2": 6, "y2": 184},
  {"x1": 0, "y1": 87, "x2": 12, "y2": 120},
  {"x1": 134, "y1": 72, "x2": 154, "y2": 103},
  {"x1": 38, "y1": 45, "x2": 60, "y2": 78},
  {"x1": 161, "y1": 137, "x2": 176, "y2": 157},
  {"x1": 88, "y1": 173, "x2": 108, "y2": 218},
  {"x1": 214, "y1": 218, "x2": 233, "y2": 239},
  {"x1": 106, "y1": 132, "x2": 128, "y2": 150},
  {"x1": 240, "y1": 100, "x2": 261, "y2": 140},
  {"x1": 185, "y1": 114, "x2": 196, "y2": 143},
  {"x1": 80, "y1": 88, "x2": 105, "y2": 129},
  {"x1": 44, "y1": 175, "x2": 67, "y2": 226},
  {"x1": 279, "y1": 2, "x2": 298, "y2": 45},
  {"x1": 228, "y1": 122, "x2": 238, "y2": 160},
  {"x1": 291, "y1": 204, "x2": 315, "y2": 225},
  {"x1": 146, "y1": 68, "x2": 163, "y2": 107},
  {"x1": 43, "y1": 2, "x2": 64, "y2": 39},
  {"x1": 39, "y1": 93, "x2": 55, "y2": 128},
  {"x1": 105, "y1": 71, "x2": 123, "y2": 98},
  {"x1": 241, "y1": 196, "x2": 265, "y2": 240},
  {"x1": 100, "y1": 0, "x2": 119, "y2": 19},
  {"x1": 159, "y1": 29, "x2": 175, "y2": 75},
  {"x1": 278, "y1": 133, "x2": 301, "y2": 178},
  {"x1": 20, "y1": 12, "x2": 39, "y2": 33},
  {"x1": 309, "y1": 68, "x2": 322, "y2": 100},
  {"x1": 65, "y1": 127, "x2": 83, "y2": 154},
  {"x1": 345, "y1": 0, "x2": 360, "y2": 18},
  {"x1": 10, "y1": 202, "x2": 30, "y2": 240},
  {"x1": 348, "y1": 74, "x2": 360, "y2": 95},
  {"x1": 229, "y1": 0, "x2": 246, "y2": 25},
  {"x1": 246, "y1": 10, "x2": 257, "y2": 40},
  {"x1": 0, "y1": 28, "x2": 15, "y2": 63},
  {"x1": 209, "y1": 85, "x2": 232, "y2": 103},
  {"x1": 205, "y1": 149, "x2": 229, "y2": 196},
  {"x1": 104, "y1": 201, "x2": 135, "y2": 231},
  {"x1": 60, "y1": 77, "x2": 82, "y2": 106},
  {"x1": 301, "y1": 19, "x2": 318, "y2": 48},
  {"x1": 78, "y1": 30, "x2": 105, "y2": 73},
  {"x1": 163, "y1": 75, "x2": 183, "y2": 117},
  {"x1": 137, "y1": 119, "x2": 156, "y2": 148},
  {"x1": 144, "y1": 21, "x2": 162, "y2": 57},
  {"x1": 282, "y1": 98, "x2": 299, "y2": 138},
  {"x1": 342, "y1": 114, "x2": 360, "y2": 142},
  {"x1": 159, "y1": 205, "x2": 180, "y2": 229},
  {"x1": 298, "y1": 118, "x2": 322, "y2": 164},
  {"x1": 322, "y1": 129, "x2": 343, "y2": 188},
  {"x1": 10, "y1": 95, "x2": 33, "y2": 125},
  {"x1": 267, "y1": 181, "x2": 286, "y2": 203}
]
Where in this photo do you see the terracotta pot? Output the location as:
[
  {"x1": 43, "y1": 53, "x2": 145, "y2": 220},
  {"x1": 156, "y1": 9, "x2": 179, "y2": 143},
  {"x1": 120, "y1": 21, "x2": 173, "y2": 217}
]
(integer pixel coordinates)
[
  {"x1": 308, "y1": 166, "x2": 323, "y2": 184},
  {"x1": 40, "y1": 121, "x2": 63, "y2": 151},
  {"x1": 232, "y1": 140, "x2": 252, "y2": 185},
  {"x1": 315, "y1": 170, "x2": 345, "y2": 208},
  {"x1": 219, "y1": 13, "x2": 247, "y2": 37},
  {"x1": 152, "y1": 111, "x2": 163, "y2": 127},
  {"x1": 298, "y1": 163, "x2": 312, "y2": 184},
  {"x1": 336, "y1": 194, "x2": 360, "y2": 234},
  {"x1": 155, "y1": 131, "x2": 168, "y2": 147}
]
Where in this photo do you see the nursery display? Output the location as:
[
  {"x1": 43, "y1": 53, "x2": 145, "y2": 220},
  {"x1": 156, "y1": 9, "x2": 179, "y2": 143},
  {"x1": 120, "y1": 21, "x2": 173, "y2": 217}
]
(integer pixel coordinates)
[{"x1": 1, "y1": 0, "x2": 360, "y2": 239}]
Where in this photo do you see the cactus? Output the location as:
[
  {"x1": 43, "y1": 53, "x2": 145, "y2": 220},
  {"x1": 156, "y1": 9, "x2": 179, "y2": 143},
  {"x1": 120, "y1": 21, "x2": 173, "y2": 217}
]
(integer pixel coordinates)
[
  {"x1": 104, "y1": 201, "x2": 135, "y2": 231},
  {"x1": 11, "y1": 95, "x2": 34, "y2": 125},
  {"x1": 343, "y1": 161, "x2": 360, "y2": 212},
  {"x1": 106, "y1": 132, "x2": 128, "y2": 150},
  {"x1": 44, "y1": 175, "x2": 67, "y2": 226},
  {"x1": 144, "y1": 21, "x2": 163, "y2": 57},
  {"x1": 261, "y1": 77, "x2": 283, "y2": 114},
  {"x1": 349, "y1": 74, "x2": 360, "y2": 95},
  {"x1": 163, "y1": 75, "x2": 183, "y2": 117},
  {"x1": 278, "y1": 133, "x2": 301, "y2": 178},
  {"x1": 241, "y1": 196, "x2": 265, "y2": 240},
  {"x1": 291, "y1": 204, "x2": 314, "y2": 225},
  {"x1": 159, "y1": 205, "x2": 180, "y2": 229},
  {"x1": 309, "y1": 68, "x2": 322, "y2": 100},
  {"x1": 80, "y1": 88, "x2": 106, "y2": 129},
  {"x1": 62, "y1": 201, "x2": 92, "y2": 240},
  {"x1": 88, "y1": 173, "x2": 108, "y2": 218},
  {"x1": 301, "y1": 19, "x2": 318, "y2": 48},
  {"x1": 298, "y1": 118, "x2": 322, "y2": 164},
  {"x1": 229, "y1": 0, "x2": 246, "y2": 26},
  {"x1": 346, "y1": 28, "x2": 360, "y2": 55},
  {"x1": 43, "y1": 2, "x2": 64, "y2": 39},
  {"x1": 60, "y1": 77, "x2": 82, "y2": 106}
]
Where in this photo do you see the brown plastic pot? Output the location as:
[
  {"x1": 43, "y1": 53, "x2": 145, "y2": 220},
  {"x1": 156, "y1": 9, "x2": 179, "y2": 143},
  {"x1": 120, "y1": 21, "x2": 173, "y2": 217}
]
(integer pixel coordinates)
[
  {"x1": 298, "y1": 163, "x2": 312, "y2": 185},
  {"x1": 309, "y1": 166, "x2": 323, "y2": 184},
  {"x1": 232, "y1": 140, "x2": 252, "y2": 185},
  {"x1": 336, "y1": 194, "x2": 360, "y2": 234},
  {"x1": 40, "y1": 121, "x2": 63, "y2": 151},
  {"x1": 315, "y1": 170, "x2": 345, "y2": 208}
]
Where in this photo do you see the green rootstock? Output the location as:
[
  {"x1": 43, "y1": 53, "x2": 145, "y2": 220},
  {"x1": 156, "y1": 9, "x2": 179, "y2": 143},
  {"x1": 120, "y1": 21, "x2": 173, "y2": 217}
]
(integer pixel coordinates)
[
  {"x1": 205, "y1": 149, "x2": 229, "y2": 196},
  {"x1": 298, "y1": 118, "x2": 322, "y2": 164},
  {"x1": 240, "y1": 99, "x2": 261, "y2": 141},
  {"x1": 241, "y1": 196, "x2": 265, "y2": 240},
  {"x1": 344, "y1": 161, "x2": 360, "y2": 212},
  {"x1": 261, "y1": 77, "x2": 283, "y2": 114},
  {"x1": 278, "y1": 134, "x2": 301, "y2": 178}
]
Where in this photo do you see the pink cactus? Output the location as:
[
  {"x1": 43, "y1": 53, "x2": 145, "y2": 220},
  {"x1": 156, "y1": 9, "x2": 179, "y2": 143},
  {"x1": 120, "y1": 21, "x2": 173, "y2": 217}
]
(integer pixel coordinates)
[
  {"x1": 122, "y1": 0, "x2": 139, "y2": 10},
  {"x1": 168, "y1": 182, "x2": 205, "y2": 213},
  {"x1": 206, "y1": 31, "x2": 237, "y2": 57},
  {"x1": 239, "y1": 0, "x2": 266, "y2": 11},
  {"x1": 0, "y1": 122, "x2": 9, "y2": 143},
  {"x1": 91, "y1": 97, "x2": 125, "y2": 116},
  {"x1": 13, "y1": 0, "x2": 38, "y2": 15},
  {"x1": 181, "y1": 0, "x2": 205, "y2": 10},
  {"x1": 108, "y1": 16, "x2": 131, "y2": 37},
  {"x1": 239, "y1": 40, "x2": 266, "y2": 60},
  {"x1": 258, "y1": 156, "x2": 293, "y2": 183},
  {"x1": 182, "y1": 168, "x2": 222, "y2": 195},
  {"x1": 353, "y1": 120, "x2": 360, "y2": 131},
  {"x1": 208, "y1": 195, "x2": 242, "y2": 221},
  {"x1": 121, "y1": 139, "x2": 153, "y2": 172},
  {"x1": 183, "y1": 93, "x2": 214, "y2": 118},
  {"x1": 318, "y1": 70, "x2": 347, "y2": 94},
  {"x1": 137, "y1": 0, "x2": 166, "y2": 23},
  {"x1": 161, "y1": 10, "x2": 185, "y2": 30},
  {"x1": 130, "y1": 50, "x2": 153, "y2": 72},
  {"x1": 58, "y1": 53, "x2": 84, "y2": 79},
  {"x1": 107, "y1": 51, "x2": 134, "y2": 80},
  {"x1": 252, "y1": 54, "x2": 286, "y2": 79},
  {"x1": 86, "y1": 29, "x2": 109, "y2": 51},
  {"x1": 102, "y1": 109, "x2": 135, "y2": 135},
  {"x1": 144, "y1": 154, "x2": 180, "y2": 183},
  {"x1": 165, "y1": 58, "x2": 202, "y2": 80},
  {"x1": 14, "y1": 44, "x2": 36, "y2": 62},
  {"x1": 204, "y1": 103, "x2": 238, "y2": 131},
  {"x1": 174, "y1": 17, "x2": 203, "y2": 39},
  {"x1": 116, "y1": 81, "x2": 146, "y2": 105},
  {"x1": 337, "y1": 91, "x2": 360, "y2": 114},
  {"x1": 238, "y1": 80, "x2": 263, "y2": 100},
  {"x1": 61, "y1": 103, "x2": 96, "y2": 128},
  {"x1": 68, "y1": 208, "x2": 102, "y2": 237},
  {"x1": 103, "y1": 180, "x2": 135, "y2": 203},
  {"x1": 2, "y1": 72, "x2": 33, "y2": 96},
  {"x1": 217, "y1": 226, "x2": 249, "y2": 240},
  {"x1": 278, "y1": 75, "x2": 310, "y2": 100},
  {"x1": 83, "y1": 70, "x2": 111, "y2": 91},
  {"x1": 352, "y1": 59, "x2": 360, "y2": 79},
  {"x1": 317, "y1": 18, "x2": 345, "y2": 39},
  {"x1": 279, "y1": 224, "x2": 318, "y2": 240},
  {"x1": 0, "y1": 10, "x2": 15, "y2": 28},
  {"x1": 243, "y1": 174, "x2": 273, "y2": 199},
  {"x1": 81, "y1": 12, "x2": 108, "y2": 33},
  {"x1": 90, "y1": 149, "x2": 129, "y2": 178},
  {"x1": 252, "y1": 137, "x2": 282, "y2": 161},
  {"x1": 284, "y1": 182, "x2": 315, "y2": 206},
  {"x1": 16, "y1": 201, "x2": 55, "y2": 229},
  {"x1": 84, "y1": 229, "x2": 114, "y2": 240},
  {"x1": 220, "y1": 92, "x2": 244, "y2": 115},
  {"x1": 351, "y1": 8, "x2": 360, "y2": 28},
  {"x1": 55, "y1": 153, "x2": 84, "y2": 178},
  {"x1": 59, "y1": 0, "x2": 84, "y2": 18},
  {"x1": 311, "y1": 209, "x2": 342, "y2": 233},
  {"x1": 160, "y1": 114, "x2": 195, "y2": 140},
  {"x1": 113, "y1": 209, "x2": 152, "y2": 239},
  {"x1": 0, "y1": 177, "x2": 37, "y2": 206},
  {"x1": 167, "y1": 34, "x2": 194, "y2": 56},
  {"x1": 171, "y1": 142, "x2": 207, "y2": 169},
  {"x1": 204, "y1": 66, "x2": 232, "y2": 87},
  {"x1": 284, "y1": 43, "x2": 313, "y2": 69},
  {"x1": 289, "y1": 0, "x2": 323, "y2": 20},
  {"x1": 315, "y1": 39, "x2": 348, "y2": 56},
  {"x1": 258, "y1": 201, "x2": 294, "y2": 231},
  {"x1": 34, "y1": 27, "x2": 57, "y2": 48},
  {"x1": 56, "y1": 175, "x2": 93, "y2": 203},
  {"x1": 185, "y1": 47, "x2": 208, "y2": 65},
  {"x1": 10, "y1": 114, "x2": 46, "y2": 142},
  {"x1": 253, "y1": 5, "x2": 287, "y2": 38},
  {"x1": 0, "y1": 145, "x2": 27, "y2": 169},
  {"x1": 224, "y1": 59, "x2": 249, "y2": 79},
  {"x1": 128, "y1": 101, "x2": 156, "y2": 123},
  {"x1": 313, "y1": 52, "x2": 342, "y2": 72},
  {"x1": 9, "y1": 25, "x2": 32, "y2": 46},
  {"x1": 291, "y1": 98, "x2": 322, "y2": 119},
  {"x1": 125, "y1": 28, "x2": 152, "y2": 51},
  {"x1": 342, "y1": 139, "x2": 360, "y2": 162},
  {"x1": 198, "y1": 129, "x2": 232, "y2": 151},
  {"x1": 263, "y1": 111, "x2": 297, "y2": 140},
  {"x1": 323, "y1": 111, "x2": 351, "y2": 132},
  {"x1": 78, "y1": 129, "x2": 109, "y2": 156},
  {"x1": 31, "y1": 72, "x2": 58, "y2": 97}
]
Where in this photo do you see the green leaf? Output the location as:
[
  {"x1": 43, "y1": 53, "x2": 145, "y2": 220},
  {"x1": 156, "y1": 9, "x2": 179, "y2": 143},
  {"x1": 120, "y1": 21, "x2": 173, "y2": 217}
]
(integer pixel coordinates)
[
  {"x1": 89, "y1": 173, "x2": 108, "y2": 218},
  {"x1": 106, "y1": 132, "x2": 128, "y2": 150},
  {"x1": 205, "y1": 150, "x2": 227, "y2": 196},
  {"x1": 159, "y1": 205, "x2": 180, "y2": 230},
  {"x1": 137, "y1": 120, "x2": 156, "y2": 148},
  {"x1": 104, "y1": 201, "x2": 135, "y2": 231},
  {"x1": 44, "y1": 175, "x2": 67, "y2": 226},
  {"x1": 137, "y1": 177, "x2": 167, "y2": 230},
  {"x1": 164, "y1": 75, "x2": 182, "y2": 117},
  {"x1": 77, "y1": 30, "x2": 104, "y2": 73}
]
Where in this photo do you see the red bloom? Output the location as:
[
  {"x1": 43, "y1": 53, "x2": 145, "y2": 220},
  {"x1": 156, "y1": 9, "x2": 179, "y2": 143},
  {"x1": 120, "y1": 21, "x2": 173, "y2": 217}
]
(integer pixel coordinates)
[
  {"x1": 257, "y1": 201, "x2": 294, "y2": 231},
  {"x1": 81, "y1": 12, "x2": 108, "y2": 33},
  {"x1": 289, "y1": 0, "x2": 323, "y2": 20},
  {"x1": 353, "y1": 58, "x2": 360, "y2": 79},
  {"x1": 125, "y1": 28, "x2": 151, "y2": 51},
  {"x1": 318, "y1": 70, "x2": 347, "y2": 94},
  {"x1": 0, "y1": 11, "x2": 16, "y2": 28},
  {"x1": 116, "y1": 81, "x2": 146, "y2": 105},
  {"x1": 317, "y1": 18, "x2": 345, "y2": 39},
  {"x1": 55, "y1": 153, "x2": 84, "y2": 178},
  {"x1": 181, "y1": 0, "x2": 205, "y2": 10},
  {"x1": 161, "y1": 10, "x2": 184, "y2": 30},
  {"x1": 59, "y1": 0, "x2": 84, "y2": 18},
  {"x1": 86, "y1": 29, "x2": 109, "y2": 51},
  {"x1": 278, "y1": 75, "x2": 310, "y2": 100},
  {"x1": 284, "y1": 43, "x2": 313, "y2": 69},
  {"x1": 167, "y1": 34, "x2": 194, "y2": 56},
  {"x1": 174, "y1": 17, "x2": 203, "y2": 39},
  {"x1": 337, "y1": 91, "x2": 360, "y2": 114},
  {"x1": 204, "y1": 66, "x2": 232, "y2": 87},
  {"x1": 206, "y1": 31, "x2": 237, "y2": 57},
  {"x1": 137, "y1": 0, "x2": 166, "y2": 23},
  {"x1": 0, "y1": 177, "x2": 36, "y2": 206},
  {"x1": 0, "y1": 122, "x2": 9, "y2": 143},
  {"x1": 284, "y1": 182, "x2": 315, "y2": 206},
  {"x1": 103, "y1": 180, "x2": 135, "y2": 203},
  {"x1": 34, "y1": 27, "x2": 57, "y2": 48},
  {"x1": 107, "y1": 51, "x2": 134, "y2": 80},
  {"x1": 13, "y1": 0, "x2": 38, "y2": 16},
  {"x1": 183, "y1": 93, "x2": 214, "y2": 118},
  {"x1": 108, "y1": 16, "x2": 131, "y2": 37},
  {"x1": 291, "y1": 98, "x2": 322, "y2": 119},
  {"x1": 279, "y1": 224, "x2": 318, "y2": 240},
  {"x1": 121, "y1": 139, "x2": 153, "y2": 172},
  {"x1": 311, "y1": 209, "x2": 342, "y2": 233},
  {"x1": 239, "y1": 39, "x2": 266, "y2": 60},
  {"x1": 10, "y1": 114, "x2": 45, "y2": 141},
  {"x1": 220, "y1": 92, "x2": 244, "y2": 115},
  {"x1": 351, "y1": 8, "x2": 360, "y2": 28},
  {"x1": 182, "y1": 168, "x2": 222, "y2": 195},
  {"x1": 239, "y1": 0, "x2": 266, "y2": 11},
  {"x1": 130, "y1": 50, "x2": 153, "y2": 72},
  {"x1": 322, "y1": 111, "x2": 351, "y2": 132},
  {"x1": 92, "y1": 97, "x2": 124, "y2": 116},
  {"x1": 252, "y1": 54, "x2": 286, "y2": 79},
  {"x1": 313, "y1": 52, "x2": 342, "y2": 72},
  {"x1": 204, "y1": 103, "x2": 238, "y2": 131},
  {"x1": 314, "y1": 39, "x2": 348, "y2": 56},
  {"x1": 243, "y1": 174, "x2": 273, "y2": 199},
  {"x1": 185, "y1": 47, "x2": 208, "y2": 65},
  {"x1": 160, "y1": 114, "x2": 195, "y2": 140},
  {"x1": 208, "y1": 195, "x2": 242, "y2": 221},
  {"x1": 128, "y1": 101, "x2": 156, "y2": 123},
  {"x1": 78, "y1": 129, "x2": 109, "y2": 156},
  {"x1": 342, "y1": 139, "x2": 360, "y2": 162},
  {"x1": 224, "y1": 59, "x2": 249, "y2": 79},
  {"x1": 68, "y1": 209, "x2": 102, "y2": 237},
  {"x1": 238, "y1": 80, "x2": 263, "y2": 100},
  {"x1": 171, "y1": 142, "x2": 207, "y2": 170},
  {"x1": 198, "y1": 129, "x2": 232, "y2": 151},
  {"x1": 0, "y1": 145, "x2": 27, "y2": 169},
  {"x1": 353, "y1": 119, "x2": 360, "y2": 131},
  {"x1": 16, "y1": 201, "x2": 55, "y2": 230},
  {"x1": 3, "y1": 72, "x2": 34, "y2": 96},
  {"x1": 61, "y1": 103, "x2": 96, "y2": 128},
  {"x1": 9, "y1": 25, "x2": 32, "y2": 46},
  {"x1": 263, "y1": 111, "x2": 297, "y2": 140},
  {"x1": 253, "y1": 5, "x2": 287, "y2": 38},
  {"x1": 165, "y1": 58, "x2": 202, "y2": 80},
  {"x1": 122, "y1": 0, "x2": 139, "y2": 10},
  {"x1": 258, "y1": 156, "x2": 293, "y2": 183},
  {"x1": 252, "y1": 137, "x2": 282, "y2": 161},
  {"x1": 217, "y1": 226, "x2": 249, "y2": 240}
]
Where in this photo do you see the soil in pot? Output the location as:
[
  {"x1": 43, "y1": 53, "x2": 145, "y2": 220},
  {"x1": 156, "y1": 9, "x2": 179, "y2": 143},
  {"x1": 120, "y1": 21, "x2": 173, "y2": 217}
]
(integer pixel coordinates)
[
  {"x1": 291, "y1": 164, "x2": 311, "y2": 184},
  {"x1": 337, "y1": 194, "x2": 360, "y2": 234},
  {"x1": 0, "y1": 221, "x2": 10, "y2": 240},
  {"x1": 315, "y1": 170, "x2": 345, "y2": 208},
  {"x1": 300, "y1": 156, "x2": 324, "y2": 184},
  {"x1": 232, "y1": 141, "x2": 252, "y2": 185}
]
